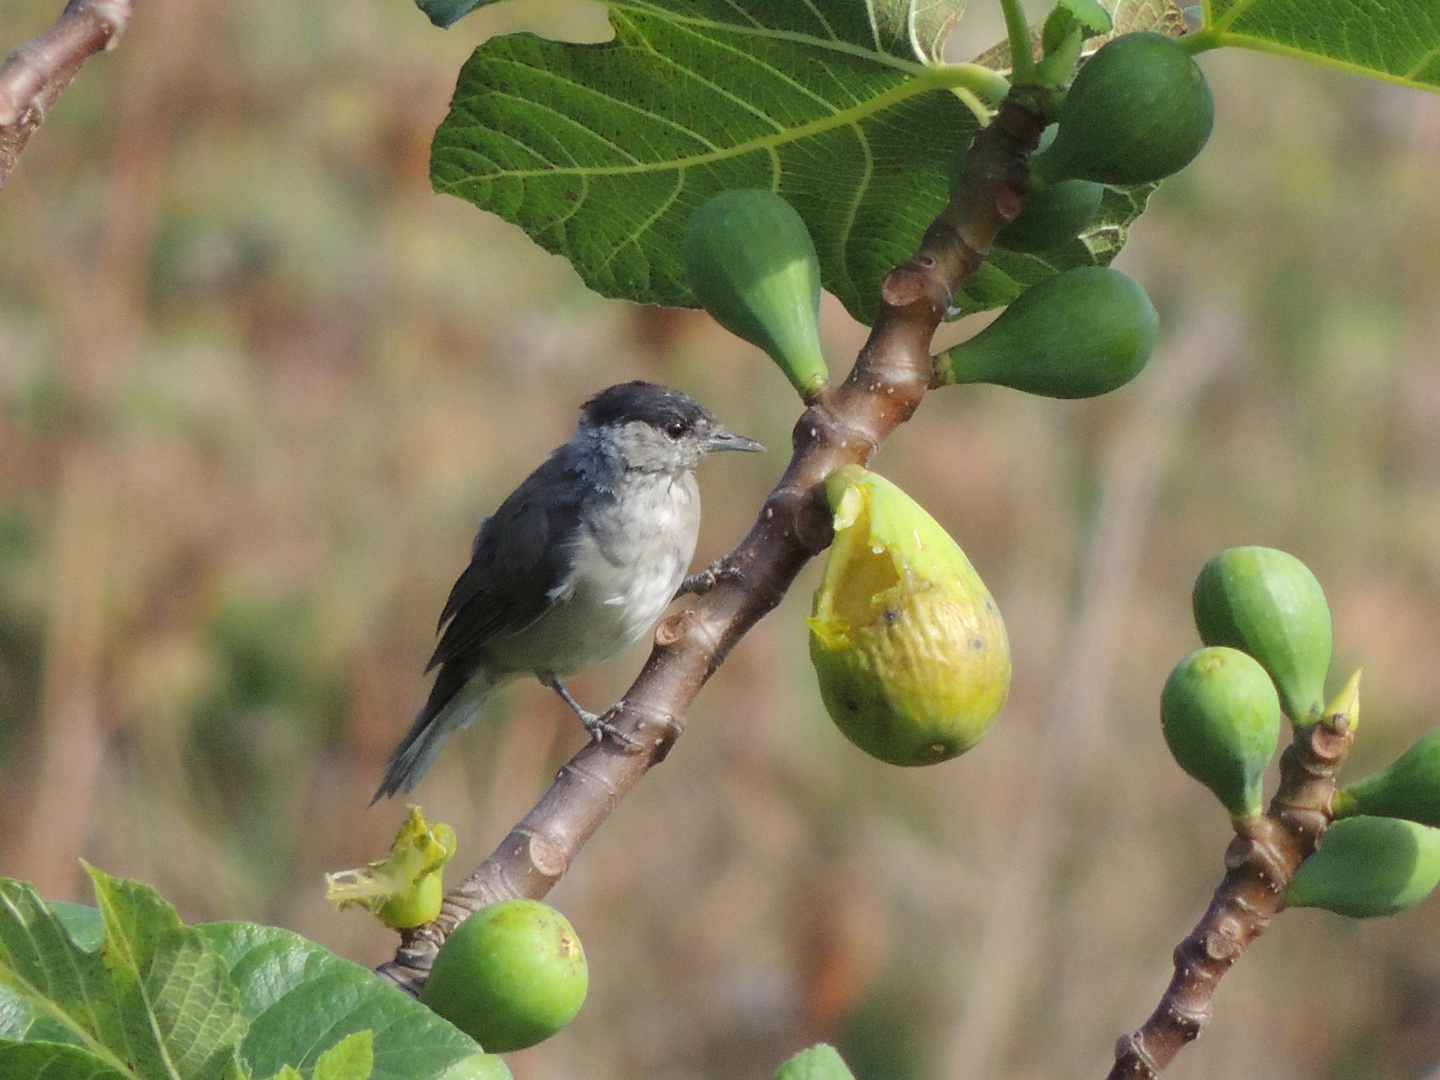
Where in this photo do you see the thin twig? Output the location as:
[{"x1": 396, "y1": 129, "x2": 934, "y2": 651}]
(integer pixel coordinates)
[
  {"x1": 1107, "y1": 702, "x2": 1358, "y2": 1078},
  {"x1": 376, "y1": 97, "x2": 1049, "y2": 996},
  {"x1": 0, "y1": 0, "x2": 131, "y2": 189}
]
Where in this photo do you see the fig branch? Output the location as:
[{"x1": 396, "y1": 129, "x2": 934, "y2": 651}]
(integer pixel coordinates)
[
  {"x1": 375, "y1": 96, "x2": 1048, "y2": 995},
  {"x1": 0, "y1": 0, "x2": 131, "y2": 189},
  {"x1": 1107, "y1": 686, "x2": 1360, "y2": 1079}
]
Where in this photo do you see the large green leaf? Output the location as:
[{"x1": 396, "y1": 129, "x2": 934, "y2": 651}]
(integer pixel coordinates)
[
  {"x1": 0, "y1": 868, "x2": 248, "y2": 1080},
  {"x1": 1194, "y1": 0, "x2": 1440, "y2": 92},
  {"x1": 430, "y1": 1, "x2": 1161, "y2": 324},
  {"x1": 197, "y1": 922, "x2": 487, "y2": 1080},
  {"x1": 0, "y1": 872, "x2": 498, "y2": 1080}
]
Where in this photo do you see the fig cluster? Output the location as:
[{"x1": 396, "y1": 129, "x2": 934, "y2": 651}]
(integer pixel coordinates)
[
  {"x1": 1162, "y1": 547, "x2": 1333, "y2": 822},
  {"x1": 1162, "y1": 547, "x2": 1440, "y2": 919}
]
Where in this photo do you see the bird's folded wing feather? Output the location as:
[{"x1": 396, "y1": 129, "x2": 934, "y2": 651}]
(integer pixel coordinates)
[{"x1": 426, "y1": 452, "x2": 586, "y2": 671}]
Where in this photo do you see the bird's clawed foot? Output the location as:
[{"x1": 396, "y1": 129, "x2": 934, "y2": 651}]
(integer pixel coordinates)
[
  {"x1": 549, "y1": 677, "x2": 642, "y2": 749},
  {"x1": 678, "y1": 555, "x2": 744, "y2": 599}
]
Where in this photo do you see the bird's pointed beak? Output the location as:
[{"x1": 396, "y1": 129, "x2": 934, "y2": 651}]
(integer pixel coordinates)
[{"x1": 706, "y1": 428, "x2": 765, "y2": 454}]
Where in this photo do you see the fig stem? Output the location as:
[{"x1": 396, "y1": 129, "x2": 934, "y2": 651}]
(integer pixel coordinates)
[
  {"x1": 1107, "y1": 680, "x2": 1359, "y2": 1078},
  {"x1": 376, "y1": 91, "x2": 1048, "y2": 997},
  {"x1": 998, "y1": 0, "x2": 1039, "y2": 84}
]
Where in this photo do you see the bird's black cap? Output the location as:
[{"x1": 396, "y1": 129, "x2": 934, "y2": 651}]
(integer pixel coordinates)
[{"x1": 579, "y1": 380, "x2": 715, "y2": 434}]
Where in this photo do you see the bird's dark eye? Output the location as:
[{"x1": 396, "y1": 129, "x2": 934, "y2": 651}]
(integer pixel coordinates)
[{"x1": 665, "y1": 420, "x2": 688, "y2": 439}]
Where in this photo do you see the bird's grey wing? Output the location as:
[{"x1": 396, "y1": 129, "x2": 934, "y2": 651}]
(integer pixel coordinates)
[{"x1": 425, "y1": 453, "x2": 584, "y2": 672}]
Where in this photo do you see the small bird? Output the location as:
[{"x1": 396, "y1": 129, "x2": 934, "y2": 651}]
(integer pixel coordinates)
[{"x1": 373, "y1": 381, "x2": 763, "y2": 801}]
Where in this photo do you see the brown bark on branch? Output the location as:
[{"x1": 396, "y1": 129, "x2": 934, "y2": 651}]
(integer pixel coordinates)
[
  {"x1": 376, "y1": 98, "x2": 1048, "y2": 996},
  {"x1": 0, "y1": 0, "x2": 131, "y2": 189},
  {"x1": 1108, "y1": 697, "x2": 1359, "y2": 1079}
]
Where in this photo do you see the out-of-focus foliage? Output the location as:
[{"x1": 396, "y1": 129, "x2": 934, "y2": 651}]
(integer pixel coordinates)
[{"x1": 1, "y1": 3, "x2": 1440, "y2": 1080}]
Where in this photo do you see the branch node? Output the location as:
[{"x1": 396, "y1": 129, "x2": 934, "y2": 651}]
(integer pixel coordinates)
[
  {"x1": 614, "y1": 696, "x2": 683, "y2": 761},
  {"x1": 1162, "y1": 996, "x2": 1210, "y2": 1037},
  {"x1": 1113, "y1": 1034, "x2": 1159, "y2": 1079},
  {"x1": 524, "y1": 829, "x2": 571, "y2": 879}
]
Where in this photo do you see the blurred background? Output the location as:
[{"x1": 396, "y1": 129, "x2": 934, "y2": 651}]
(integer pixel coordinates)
[{"x1": 3, "y1": 1, "x2": 1440, "y2": 1078}]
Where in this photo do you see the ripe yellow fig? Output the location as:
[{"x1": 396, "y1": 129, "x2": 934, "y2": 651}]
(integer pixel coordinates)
[{"x1": 807, "y1": 466, "x2": 1010, "y2": 766}]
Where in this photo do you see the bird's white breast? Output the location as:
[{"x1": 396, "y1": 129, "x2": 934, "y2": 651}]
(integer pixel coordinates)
[{"x1": 490, "y1": 472, "x2": 700, "y2": 678}]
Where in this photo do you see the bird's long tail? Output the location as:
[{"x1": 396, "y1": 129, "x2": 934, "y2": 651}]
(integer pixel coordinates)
[{"x1": 371, "y1": 666, "x2": 499, "y2": 802}]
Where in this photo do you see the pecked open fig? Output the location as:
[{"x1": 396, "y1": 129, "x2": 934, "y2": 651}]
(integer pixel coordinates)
[
  {"x1": 1335, "y1": 727, "x2": 1440, "y2": 829},
  {"x1": 1161, "y1": 646, "x2": 1281, "y2": 823},
  {"x1": 683, "y1": 189, "x2": 828, "y2": 398},
  {"x1": 1287, "y1": 815, "x2": 1440, "y2": 919},
  {"x1": 1191, "y1": 546, "x2": 1331, "y2": 725},
  {"x1": 1030, "y1": 32, "x2": 1214, "y2": 186},
  {"x1": 935, "y1": 266, "x2": 1157, "y2": 399},
  {"x1": 324, "y1": 805, "x2": 456, "y2": 929},
  {"x1": 808, "y1": 466, "x2": 1009, "y2": 767}
]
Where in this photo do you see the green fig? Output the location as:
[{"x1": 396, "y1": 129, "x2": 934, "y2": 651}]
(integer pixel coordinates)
[
  {"x1": 1335, "y1": 728, "x2": 1440, "y2": 829},
  {"x1": 1191, "y1": 547, "x2": 1332, "y2": 725},
  {"x1": 421, "y1": 898, "x2": 588, "y2": 1053},
  {"x1": 1031, "y1": 32, "x2": 1214, "y2": 186},
  {"x1": 935, "y1": 266, "x2": 1158, "y2": 398},
  {"x1": 808, "y1": 466, "x2": 1010, "y2": 767},
  {"x1": 995, "y1": 177, "x2": 1104, "y2": 252},
  {"x1": 1161, "y1": 646, "x2": 1282, "y2": 823},
  {"x1": 1287, "y1": 815, "x2": 1440, "y2": 918},
  {"x1": 774, "y1": 1044, "x2": 856, "y2": 1080},
  {"x1": 683, "y1": 189, "x2": 828, "y2": 399}
]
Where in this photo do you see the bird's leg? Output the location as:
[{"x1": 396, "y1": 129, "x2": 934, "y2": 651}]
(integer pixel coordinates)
[
  {"x1": 677, "y1": 555, "x2": 744, "y2": 598},
  {"x1": 547, "y1": 676, "x2": 641, "y2": 747}
]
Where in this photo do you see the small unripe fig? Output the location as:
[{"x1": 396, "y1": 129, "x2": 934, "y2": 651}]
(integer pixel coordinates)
[
  {"x1": 774, "y1": 1044, "x2": 856, "y2": 1080},
  {"x1": 1192, "y1": 547, "x2": 1331, "y2": 725},
  {"x1": 808, "y1": 466, "x2": 1010, "y2": 767},
  {"x1": 995, "y1": 177, "x2": 1104, "y2": 252},
  {"x1": 1287, "y1": 815, "x2": 1440, "y2": 918},
  {"x1": 1031, "y1": 32, "x2": 1214, "y2": 186},
  {"x1": 684, "y1": 190, "x2": 828, "y2": 398},
  {"x1": 1161, "y1": 646, "x2": 1282, "y2": 822},
  {"x1": 1335, "y1": 727, "x2": 1440, "y2": 829},
  {"x1": 937, "y1": 266, "x2": 1158, "y2": 398},
  {"x1": 420, "y1": 898, "x2": 588, "y2": 1053}
]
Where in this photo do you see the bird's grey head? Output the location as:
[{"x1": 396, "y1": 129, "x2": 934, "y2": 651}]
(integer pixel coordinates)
[{"x1": 577, "y1": 381, "x2": 763, "y2": 474}]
